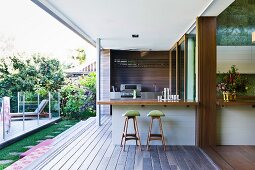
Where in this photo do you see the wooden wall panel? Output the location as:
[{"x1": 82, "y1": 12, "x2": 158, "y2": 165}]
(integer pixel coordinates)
[
  {"x1": 111, "y1": 50, "x2": 169, "y2": 92},
  {"x1": 100, "y1": 49, "x2": 110, "y2": 114},
  {"x1": 196, "y1": 17, "x2": 217, "y2": 147}
]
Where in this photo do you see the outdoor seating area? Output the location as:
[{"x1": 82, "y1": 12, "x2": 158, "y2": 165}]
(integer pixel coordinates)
[
  {"x1": 10, "y1": 99, "x2": 49, "y2": 120},
  {"x1": 7, "y1": 114, "x2": 219, "y2": 170},
  {"x1": 0, "y1": 92, "x2": 61, "y2": 147}
]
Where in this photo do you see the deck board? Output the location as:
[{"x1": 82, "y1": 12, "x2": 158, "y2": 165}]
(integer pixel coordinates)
[
  {"x1": 105, "y1": 145, "x2": 122, "y2": 170},
  {"x1": 157, "y1": 146, "x2": 171, "y2": 170},
  {"x1": 44, "y1": 117, "x2": 108, "y2": 170},
  {"x1": 87, "y1": 132, "x2": 112, "y2": 170},
  {"x1": 96, "y1": 140, "x2": 115, "y2": 170},
  {"x1": 125, "y1": 145, "x2": 136, "y2": 170},
  {"x1": 78, "y1": 129, "x2": 112, "y2": 169},
  {"x1": 60, "y1": 117, "x2": 111, "y2": 170},
  {"x1": 25, "y1": 115, "x2": 219, "y2": 170}
]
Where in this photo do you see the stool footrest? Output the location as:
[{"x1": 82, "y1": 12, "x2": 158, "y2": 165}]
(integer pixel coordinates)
[
  {"x1": 125, "y1": 133, "x2": 137, "y2": 137},
  {"x1": 148, "y1": 134, "x2": 163, "y2": 141},
  {"x1": 149, "y1": 134, "x2": 162, "y2": 137},
  {"x1": 125, "y1": 137, "x2": 138, "y2": 141},
  {"x1": 149, "y1": 137, "x2": 162, "y2": 141}
]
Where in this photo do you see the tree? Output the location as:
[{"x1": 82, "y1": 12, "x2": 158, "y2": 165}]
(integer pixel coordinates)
[
  {"x1": 33, "y1": 54, "x2": 65, "y2": 94},
  {"x1": 67, "y1": 48, "x2": 87, "y2": 68},
  {"x1": 0, "y1": 54, "x2": 65, "y2": 112},
  {"x1": 75, "y1": 48, "x2": 86, "y2": 65}
]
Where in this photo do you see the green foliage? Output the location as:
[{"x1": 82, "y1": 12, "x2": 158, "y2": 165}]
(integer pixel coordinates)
[
  {"x1": 75, "y1": 48, "x2": 86, "y2": 64},
  {"x1": 0, "y1": 54, "x2": 65, "y2": 112},
  {"x1": 34, "y1": 55, "x2": 65, "y2": 92},
  {"x1": 60, "y1": 72, "x2": 96, "y2": 120},
  {"x1": 60, "y1": 84, "x2": 86, "y2": 119},
  {"x1": 69, "y1": 48, "x2": 87, "y2": 66},
  {"x1": 79, "y1": 72, "x2": 96, "y2": 93}
]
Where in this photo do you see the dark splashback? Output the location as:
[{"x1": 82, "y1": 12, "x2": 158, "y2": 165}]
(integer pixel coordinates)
[{"x1": 110, "y1": 50, "x2": 169, "y2": 92}]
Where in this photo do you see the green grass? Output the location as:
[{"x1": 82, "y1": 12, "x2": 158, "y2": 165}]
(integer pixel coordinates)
[{"x1": 0, "y1": 119, "x2": 78, "y2": 169}]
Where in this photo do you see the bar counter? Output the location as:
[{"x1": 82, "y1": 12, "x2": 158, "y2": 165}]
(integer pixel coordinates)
[
  {"x1": 98, "y1": 99, "x2": 198, "y2": 145},
  {"x1": 97, "y1": 99, "x2": 198, "y2": 106}
]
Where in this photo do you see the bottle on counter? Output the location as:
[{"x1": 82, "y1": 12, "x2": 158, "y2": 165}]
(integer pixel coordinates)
[
  {"x1": 164, "y1": 88, "x2": 167, "y2": 100},
  {"x1": 167, "y1": 88, "x2": 170, "y2": 100},
  {"x1": 133, "y1": 90, "x2": 136, "y2": 99}
]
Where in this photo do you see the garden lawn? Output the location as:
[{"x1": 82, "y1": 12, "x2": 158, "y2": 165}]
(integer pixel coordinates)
[{"x1": 0, "y1": 120, "x2": 78, "y2": 169}]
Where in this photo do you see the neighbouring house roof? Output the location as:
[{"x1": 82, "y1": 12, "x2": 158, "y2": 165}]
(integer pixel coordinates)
[{"x1": 65, "y1": 60, "x2": 96, "y2": 77}]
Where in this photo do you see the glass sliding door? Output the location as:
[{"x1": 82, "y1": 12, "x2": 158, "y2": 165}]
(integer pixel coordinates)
[
  {"x1": 170, "y1": 45, "x2": 177, "y2": 95},
  {"x1": 178, "y1": 40, "x2": 185, "y2": 99},
  {"x1": 169, "y1": 34, "x2": 196, "y2": 100},
  {"x1": 186, "y1": 36, "x2": 196, "y2": 100}
]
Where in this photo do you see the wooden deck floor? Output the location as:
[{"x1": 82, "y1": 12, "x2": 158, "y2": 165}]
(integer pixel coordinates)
[
  {"x1": 204, "y1": 145, "x2": 255, "y2": 170},
  {"x1": 26, "y1": 115, "x2": 219, "y2": 170}
]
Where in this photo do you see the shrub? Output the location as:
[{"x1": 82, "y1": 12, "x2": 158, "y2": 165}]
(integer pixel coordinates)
[{"x1": 60, "y1": 73, "x2": 96, "y2": 120}]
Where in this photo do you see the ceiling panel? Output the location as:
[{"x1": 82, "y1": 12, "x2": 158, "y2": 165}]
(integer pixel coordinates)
[{"x1": 36, "y1": 0, "x2": 234, "y2": 50}]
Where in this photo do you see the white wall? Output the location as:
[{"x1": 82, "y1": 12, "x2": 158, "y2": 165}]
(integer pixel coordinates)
[
  {"x1": 217, "y1": 46, "x2": 255, "y2": 73},
  {"x1": 217, "y1": 106, "x2": 255, "y2": 145}
]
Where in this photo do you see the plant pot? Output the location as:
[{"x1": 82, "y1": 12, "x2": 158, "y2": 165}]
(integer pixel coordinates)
[{"x1": 223, "y1": 91, "x2": 236, "y2": 102}]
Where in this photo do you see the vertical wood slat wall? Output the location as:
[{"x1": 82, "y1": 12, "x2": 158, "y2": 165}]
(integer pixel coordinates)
[
  {"x1": 100, "y1": 49, "x2": 111, "y2": 115},
  {"x1": 196, "y1": 17, "x2": 217, "y2": 147}
]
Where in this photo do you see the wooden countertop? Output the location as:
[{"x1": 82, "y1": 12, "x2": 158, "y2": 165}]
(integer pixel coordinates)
[
  {"x1": 97, "y1": 99, "x2": 198, "y2": 106},
  {"x1": 217, "y1": 99, "x2": 255, "y2": 107}
]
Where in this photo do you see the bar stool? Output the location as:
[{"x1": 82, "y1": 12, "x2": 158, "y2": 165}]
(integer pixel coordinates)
[
  {"x1": 147, "y1": 110, "x2": 166, "y2": 151},
  {"x1": 120, "y1": 110, "x2": 141, "y2": 151}
]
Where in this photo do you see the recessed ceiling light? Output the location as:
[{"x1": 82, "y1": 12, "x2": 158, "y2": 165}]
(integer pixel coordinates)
[{"x1": 132, "y1": 34, "x2": 139, "y2": 38}]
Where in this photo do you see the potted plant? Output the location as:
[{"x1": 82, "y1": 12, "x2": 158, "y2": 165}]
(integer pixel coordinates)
[{"x1": 217, "y1": 65, "x2": 248, "y2": 101}]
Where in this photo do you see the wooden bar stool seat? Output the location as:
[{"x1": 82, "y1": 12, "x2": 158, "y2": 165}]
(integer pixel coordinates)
[
  {"x1": 120, "y1": 110, "x2": 141, "y2": 151},
  {"x1": 147, "y1": 110, "x2": 166, "y2": 151}
]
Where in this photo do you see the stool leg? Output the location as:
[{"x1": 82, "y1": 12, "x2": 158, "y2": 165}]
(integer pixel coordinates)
[
  {"x1": 121, "y1": 117, "x2": 128, "y2": 147},
  {"x1": 134, "y1": 117, "x2": 142, "y2": 151},
  {"x1": 147, "y1": 117, "x2": 153, "y2": 151},
  {"x1": 123, "y1": 117, "x2": 129, "y2": 151},
  {"x1": 159, "y1": 117, "x2": 166, "y2": 151},
  {"x1": 132, "y1": 117, "x2": 138, "y2": 146}
]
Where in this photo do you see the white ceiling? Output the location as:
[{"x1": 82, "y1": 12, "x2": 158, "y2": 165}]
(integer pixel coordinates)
[{"x1": 34, "y1": 0, "x2": 234, "y2": 50}]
